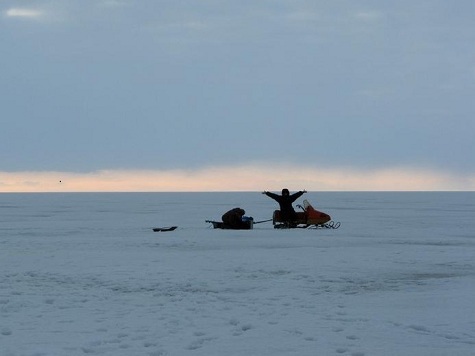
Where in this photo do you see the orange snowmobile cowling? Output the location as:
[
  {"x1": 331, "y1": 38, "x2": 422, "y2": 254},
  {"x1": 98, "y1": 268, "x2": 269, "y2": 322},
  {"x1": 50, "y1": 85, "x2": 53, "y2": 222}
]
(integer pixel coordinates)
[{"x1": 304, "y1": 200, "x2": 331, "y2": 225}]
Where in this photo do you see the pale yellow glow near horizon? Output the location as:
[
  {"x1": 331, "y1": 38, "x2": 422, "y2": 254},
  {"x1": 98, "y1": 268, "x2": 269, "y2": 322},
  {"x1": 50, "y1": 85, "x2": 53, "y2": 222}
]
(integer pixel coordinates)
[{"x1": 1, "y1": 165, "x2": 474, "y2": 192}]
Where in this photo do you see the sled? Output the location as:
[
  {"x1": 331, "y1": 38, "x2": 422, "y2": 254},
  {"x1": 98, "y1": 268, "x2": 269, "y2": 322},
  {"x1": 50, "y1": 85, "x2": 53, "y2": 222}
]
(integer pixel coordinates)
[
  {"x1": 152, "y1": 226, "x2": 178, "y2": 232},
  {"x1": 273, "y1": 200, "x2": 340, "y2": 229},
  {"x1": 206, "y1": 219, "x2": 254, "y2": 230}
]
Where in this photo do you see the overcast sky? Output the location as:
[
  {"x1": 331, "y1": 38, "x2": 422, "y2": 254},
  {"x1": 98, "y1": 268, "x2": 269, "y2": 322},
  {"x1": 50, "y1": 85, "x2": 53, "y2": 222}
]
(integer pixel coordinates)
[{"x1": 1, "y1": 0, "x2": 474, "y2": 191}]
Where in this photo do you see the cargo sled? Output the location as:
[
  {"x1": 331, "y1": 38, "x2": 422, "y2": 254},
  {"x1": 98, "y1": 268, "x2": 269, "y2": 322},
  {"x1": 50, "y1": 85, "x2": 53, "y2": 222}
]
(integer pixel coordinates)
[
  {"x1": 273, "y1": 200, "x2": 340, "y2": 229},
  {"x1": 206, "y1": 218, "x2": 254, "y2": 230}
]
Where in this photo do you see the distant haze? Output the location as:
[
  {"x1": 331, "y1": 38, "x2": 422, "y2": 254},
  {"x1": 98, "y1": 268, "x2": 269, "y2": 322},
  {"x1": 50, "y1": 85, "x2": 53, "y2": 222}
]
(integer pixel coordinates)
[{"x1": 1, "y1": 165, "x2": 473, "y2": 192}]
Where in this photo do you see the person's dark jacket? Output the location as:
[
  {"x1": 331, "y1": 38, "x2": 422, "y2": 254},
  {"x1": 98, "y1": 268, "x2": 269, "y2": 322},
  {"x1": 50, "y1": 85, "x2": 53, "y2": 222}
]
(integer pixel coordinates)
[{"x1": 264, "y1": 191, "x2": 304, "y2": 222}]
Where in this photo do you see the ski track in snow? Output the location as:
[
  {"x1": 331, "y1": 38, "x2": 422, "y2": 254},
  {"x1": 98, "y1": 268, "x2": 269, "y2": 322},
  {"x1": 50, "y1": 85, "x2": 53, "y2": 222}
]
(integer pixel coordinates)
[{"x1": 1, "y1": 192, "x2": 475, "y2": 355}]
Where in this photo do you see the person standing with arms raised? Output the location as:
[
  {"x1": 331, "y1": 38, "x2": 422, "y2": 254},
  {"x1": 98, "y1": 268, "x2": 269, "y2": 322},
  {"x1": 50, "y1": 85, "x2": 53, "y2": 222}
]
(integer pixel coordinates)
[{"x1": 262, "y1": 189, "x2": 307, "y2": 224}]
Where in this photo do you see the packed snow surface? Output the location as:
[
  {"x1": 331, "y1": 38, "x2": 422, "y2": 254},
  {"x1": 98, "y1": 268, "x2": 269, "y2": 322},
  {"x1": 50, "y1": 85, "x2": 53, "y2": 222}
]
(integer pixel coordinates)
[{"x1": 1, "y1": 192, "x2": 474, "y2": 356}]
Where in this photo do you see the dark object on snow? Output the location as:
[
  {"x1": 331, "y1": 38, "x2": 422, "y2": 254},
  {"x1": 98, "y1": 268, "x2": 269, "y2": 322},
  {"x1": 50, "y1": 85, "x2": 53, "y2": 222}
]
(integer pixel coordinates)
[{"x1": 152, "y1": 226, "x2": 178, "y2": 232}]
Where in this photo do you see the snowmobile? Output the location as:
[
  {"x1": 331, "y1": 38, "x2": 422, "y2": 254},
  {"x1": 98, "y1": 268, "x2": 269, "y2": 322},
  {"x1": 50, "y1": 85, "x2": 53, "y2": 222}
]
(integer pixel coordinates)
[{"x1": 272, "y1": 199, "x2": 340, "y2": 229}]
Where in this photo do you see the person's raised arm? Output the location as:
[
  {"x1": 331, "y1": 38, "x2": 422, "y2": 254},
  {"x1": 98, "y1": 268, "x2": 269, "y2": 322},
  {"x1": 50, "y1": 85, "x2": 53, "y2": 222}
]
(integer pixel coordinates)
[
  {"x1": 262, "y1": 191, "x2": 279, "y2": 200},
  {"x1": 290, "y1": 190, "x2": 306, "y2": 201}
]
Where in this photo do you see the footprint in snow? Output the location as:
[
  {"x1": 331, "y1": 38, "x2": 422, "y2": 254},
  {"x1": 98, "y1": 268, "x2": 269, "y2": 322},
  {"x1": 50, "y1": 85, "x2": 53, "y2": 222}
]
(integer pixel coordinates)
[
  {"x1": 336, "y1": 347, "x2": 348, "y2": 353},
  {"x1": 241, "y1": 324, "x2": 253, "y2": 331},
  {"x1": 408, "y1": 324, "x2": 431, "y2": 333},
  {"x1": 186, "y1": 336, "x2": 216, "y2": 350},
  {"x1": 229, "y1": 318, "x2": 239, "y2": 326},
  {"x1": 1, "y1": 328, "x2": 12, "y2": 336}
]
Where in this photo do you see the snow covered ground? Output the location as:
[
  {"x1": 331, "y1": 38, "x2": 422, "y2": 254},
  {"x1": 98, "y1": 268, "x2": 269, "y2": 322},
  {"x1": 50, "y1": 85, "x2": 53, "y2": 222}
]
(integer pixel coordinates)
[{"x1": 1, "y1": 192, "x2": 474, "y2": 356}]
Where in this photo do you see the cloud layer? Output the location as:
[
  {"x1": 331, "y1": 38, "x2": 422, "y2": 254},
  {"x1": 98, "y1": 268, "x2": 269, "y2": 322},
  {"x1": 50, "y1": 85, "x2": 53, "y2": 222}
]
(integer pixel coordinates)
[{"x1": 2, "y1": 1, "x2": 474, "y2": 183}]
